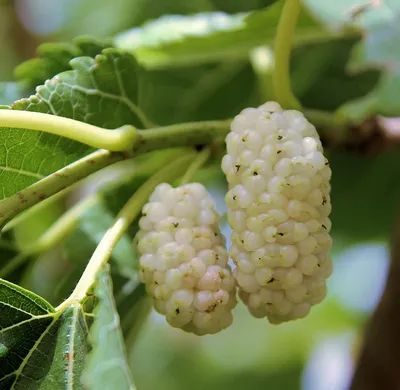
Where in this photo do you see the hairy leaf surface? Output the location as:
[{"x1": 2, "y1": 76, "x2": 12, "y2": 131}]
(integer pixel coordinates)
[{"x1": 14, "y1": 37, "x2": 112, "y2": 90}]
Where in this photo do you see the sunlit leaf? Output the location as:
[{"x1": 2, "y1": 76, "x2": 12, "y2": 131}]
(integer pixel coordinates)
[{"x1": 115, "y1": 4, "x2": 326, "y2": 68}]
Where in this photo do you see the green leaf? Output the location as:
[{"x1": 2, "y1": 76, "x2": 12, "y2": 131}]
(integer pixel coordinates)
[
  {"x1": 14, "y1": 48, "x2": 147, "y2": 129},
  {"x1": 304, "y1": 0, "x2": 400, "y2": 119},
  {"x1": 115, "y1": 4, "x2": 326, "y2": 68},
  {"x1": 84, "y1": 266, "x2": 135, "y2": 390},
  {"x1": 0, "y1": 48, "x2": 147, "y2": 200},
  {"x1": 14, "y1": 37, "x2": 112, "y2": 90},
  {"x1": 0, "y1": 279, "x2": 88, "y2": 389},
  {"x1": 0, "y1": 277, "x2": 55, "y2": 315}
]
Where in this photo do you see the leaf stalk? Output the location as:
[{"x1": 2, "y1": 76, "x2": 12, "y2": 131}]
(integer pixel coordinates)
[
  {"x1": 273, "y1": 0, "x2": 302, "y2": 109},
  {"x1": 0, "y1": 110, "x2": 138, "y2": 152}
]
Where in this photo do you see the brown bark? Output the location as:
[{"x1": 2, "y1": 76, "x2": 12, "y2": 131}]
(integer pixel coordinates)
[{"x1": 350, "y1": 214, "x2": 400, "y2": 390}]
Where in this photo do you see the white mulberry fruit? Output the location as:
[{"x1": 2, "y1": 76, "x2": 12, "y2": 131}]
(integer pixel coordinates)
[
  {"x1": 136, "y1": 183, "x2": 237, "y2": 335},
  {"x1": 222, "y1": 101, "x2": 332, "y2": 324}
]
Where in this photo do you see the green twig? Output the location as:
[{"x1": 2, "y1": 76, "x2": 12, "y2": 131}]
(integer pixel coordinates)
[
  {"x1": 0, "y1": 110, "x2": 138, "y2": 152},
  {"x1": 57, "y1": 152, "x2": 197, "y2": 309},
  {"x1": 134, "y1": 120, "x2": 231, "y2": 153},
  {"x1": 273, "y1": 0, "x2": 301, "y2": 109},
  {"x1": 0, "y1": 149, "x2": 125, "y2": 229},
  {"x1": 1, "y1": 183, "x2": 79, "y2": 233}
]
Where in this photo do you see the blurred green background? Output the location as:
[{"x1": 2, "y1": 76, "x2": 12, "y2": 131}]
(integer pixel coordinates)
[{"x1": 0, "y1": 1, "x2": 395, "y2": 389}]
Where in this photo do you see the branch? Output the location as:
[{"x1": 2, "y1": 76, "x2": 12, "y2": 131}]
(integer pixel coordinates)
[
  {"x1": 0, "y1": 112, "x2": 397, "y2": 230},
  {"x1": 134, "y1": 110, "x2": 400, "y2": 157},
  {"x1": 0, "y1": 120, "x2": 230, "y2": 229},
  {"x1": 350, "y1": 212, "x2": 400, "y2": 390}
]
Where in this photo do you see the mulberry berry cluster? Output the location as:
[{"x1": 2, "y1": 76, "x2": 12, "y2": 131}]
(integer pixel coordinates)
[
  {"x1": 136, "y1": 183, "x2": 237, "y2": 335},
  {"x1": 221, "y1": 102, "x2": 332, "y2": 324},
  {"x1": 136, "y1": 101, "x2": 333, "y2": 333}
]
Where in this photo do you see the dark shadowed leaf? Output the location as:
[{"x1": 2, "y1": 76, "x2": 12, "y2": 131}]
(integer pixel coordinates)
[{"x1": 0, "y1": 279, "x2": 88, "y2": 389}]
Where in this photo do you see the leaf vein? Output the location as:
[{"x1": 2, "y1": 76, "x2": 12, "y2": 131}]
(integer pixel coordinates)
[
  {"x1": 66, "y1": 305, "x2": 79, "y2": 390},
  {"x1": 0, "y1": 165, "x2": 44, "y2": 180},
  {"x1": 0, "y1": 314, "x2": 54, "y2": 333}
]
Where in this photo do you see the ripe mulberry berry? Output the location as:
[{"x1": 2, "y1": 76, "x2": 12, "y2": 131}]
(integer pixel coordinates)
[
  {"x1": 222, "y1": 101, "x2": 332, "y2": 324},
  {"x1": 136, "y1": 183, "x2": 237, "y2": 335}
]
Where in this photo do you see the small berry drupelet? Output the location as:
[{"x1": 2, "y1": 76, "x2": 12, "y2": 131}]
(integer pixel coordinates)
[
  {"x1": 222, "y1": 101, "x2": 332, "y2": 324},
  {"x1": 136, "y1": 183, "x2": 237, "y2": 335}
]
